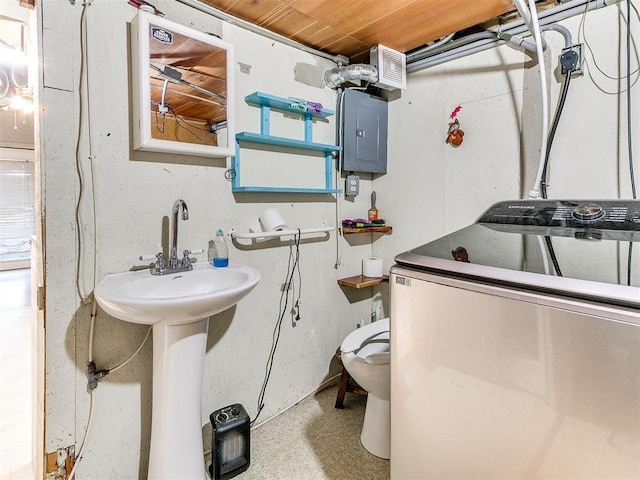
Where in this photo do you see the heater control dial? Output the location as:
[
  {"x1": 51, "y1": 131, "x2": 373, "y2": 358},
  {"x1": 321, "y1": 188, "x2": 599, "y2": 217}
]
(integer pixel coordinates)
[{"x1": 214, "y1": 405, "x2": 241, "y2": 425}]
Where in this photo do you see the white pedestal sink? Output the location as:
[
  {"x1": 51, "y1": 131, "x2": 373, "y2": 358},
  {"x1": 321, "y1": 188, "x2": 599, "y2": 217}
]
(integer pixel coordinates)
[{"x1": 94, "y1": 263, "x2": 260, "y2": 479}]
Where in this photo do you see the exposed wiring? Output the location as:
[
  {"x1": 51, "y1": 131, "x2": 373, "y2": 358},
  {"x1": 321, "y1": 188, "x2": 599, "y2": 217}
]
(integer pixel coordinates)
[
  {"x1": 107, "y1": 326, "x2": 152, "y2": 374},
  {"x1": 168, "y1": 106, "x2": 214, "y2": 139},
  {"x1": 153, "y1": 108, "x2": 166, "y2": 134},
  {"x1": 151, "y1": 101, "x2": 215, "y2": 141},
  {"x1": 334, "y1": 88, "x2": 346, "y2": 269},
  {"x1": 250, "y1": 373, "x2": 342, "y2": 430},
  {"x1": 578, "y1": 2, "x2": 640, "y2": 83},
  {"x1": 627, "y1": 0, "x2": 637, "y2": 199},
  {"x1": 67, "y1": 390, "x2": 94, "y2": 480},
  {"x1": 536, "y1": 235, "x2": 551, "y2": 275},
  {"x1": 627, "y1": 0, "x2": 635, "y2": 287},
  {"x1": 253, "y1": 231, "x2": 302, "y2": 426},
  {"x1": 70, "y1": 3, "x2": 97, "y2": 478},
  {"x1": 544, "y1": 236, "x2": 564, "y2": 276},
  {"x1": 628, "y1": 243, "x2": 634, "y2": 285},
  {"x1": 541, "y1": 69, "x2": 573, "y2": 198},
  {"x1": 74, "y1": 3, "x2": 89, "y2": 302},
  {"x1": 334, "y1": 86, "x2": 368, "y2": 269}
]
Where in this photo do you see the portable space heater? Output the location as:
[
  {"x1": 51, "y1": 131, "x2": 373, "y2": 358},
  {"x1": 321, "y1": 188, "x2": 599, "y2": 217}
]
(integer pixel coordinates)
[{"x1": 209, "y1": 404, "x2": 251, "y2": 480}]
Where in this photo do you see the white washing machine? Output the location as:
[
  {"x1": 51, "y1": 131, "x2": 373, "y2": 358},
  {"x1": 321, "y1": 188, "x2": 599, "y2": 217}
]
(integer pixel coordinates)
[{"x1": 390, "y1": 200, "x2": 640, "y2": 479}]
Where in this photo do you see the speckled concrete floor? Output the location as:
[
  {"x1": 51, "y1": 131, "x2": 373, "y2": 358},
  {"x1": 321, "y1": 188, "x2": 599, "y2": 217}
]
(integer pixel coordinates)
[{"x1": 235, "y1": 385, "x2": 389, "y2": 480}]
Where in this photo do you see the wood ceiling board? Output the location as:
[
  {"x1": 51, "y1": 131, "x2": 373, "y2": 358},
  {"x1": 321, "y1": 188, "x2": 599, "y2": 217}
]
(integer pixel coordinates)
[
  {"x1": 297, "y1": 20, "x2": 363, "y2": 52},
  {"x1": 212, "y1": 0, "x2": 288, "y2": 26},
  {"x1": 290, "y1": 0, "x2": 419, "y2": 33},
  {"x1": 261, "y1": 7, "x2": 318, "y2": 38},
  {"x1": 350, "y1": 1, "x2": 515, "y2": 51},
  {"x1": 322, "y1": 35, "x2": 369, "y2": 59},
  {"x1": 201, "y1": 0, "x2": 238, "y2": 12},
  {"x1": 292, "y1": 22, "x2": 342, "y2": 48}
]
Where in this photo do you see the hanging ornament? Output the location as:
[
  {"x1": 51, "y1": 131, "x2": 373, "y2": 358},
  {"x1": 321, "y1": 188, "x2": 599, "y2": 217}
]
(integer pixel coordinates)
[{"x1": 445, "y1": 105, "x2": 464, "y2": 147}]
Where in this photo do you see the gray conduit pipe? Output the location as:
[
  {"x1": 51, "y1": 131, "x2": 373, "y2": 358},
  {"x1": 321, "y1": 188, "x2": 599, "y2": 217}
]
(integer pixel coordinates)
[
  {"x1": 541, "y1": 24, "x2": 573, "y2": 49},
  {"x1": 407, "y1": 0, "x2": 616, "y2": 73},
  {"x1": 175, "y1": 0, "x2": 349, "y2": 65},
  {"x1": 407, "y1": 31, "x2": 538, "y2": 64}
]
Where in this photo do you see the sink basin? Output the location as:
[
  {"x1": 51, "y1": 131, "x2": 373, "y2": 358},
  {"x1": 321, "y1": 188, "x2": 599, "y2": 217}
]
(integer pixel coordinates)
[
  {"x1": 94, "y1": 261, "x2": 260, "y2": 479},
  {"x1": 94, "y1": 263, "x2": 261, "y2": 325}
]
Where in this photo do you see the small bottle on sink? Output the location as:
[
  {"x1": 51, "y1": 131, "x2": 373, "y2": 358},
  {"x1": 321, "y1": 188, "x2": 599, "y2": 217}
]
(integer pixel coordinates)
[{"x1": 212, "y1": 229, "x2": 229, "y2": 267}]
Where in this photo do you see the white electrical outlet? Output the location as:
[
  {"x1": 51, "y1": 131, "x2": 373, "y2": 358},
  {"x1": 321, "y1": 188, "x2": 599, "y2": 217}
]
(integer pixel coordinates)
[{"x1": 346, "y1": 175, "x2": 359, "y2": 196}]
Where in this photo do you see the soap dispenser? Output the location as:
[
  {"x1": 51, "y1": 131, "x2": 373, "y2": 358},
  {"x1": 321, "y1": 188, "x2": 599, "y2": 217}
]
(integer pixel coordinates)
[{"x1": 212, "y1": 229, "x2": 229, "y2": 267}]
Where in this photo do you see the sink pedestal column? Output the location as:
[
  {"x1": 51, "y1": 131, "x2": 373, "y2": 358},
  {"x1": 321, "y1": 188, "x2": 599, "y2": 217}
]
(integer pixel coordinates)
[{"x1": 148, "y1": 318, "x2": 209, "y2": 480}]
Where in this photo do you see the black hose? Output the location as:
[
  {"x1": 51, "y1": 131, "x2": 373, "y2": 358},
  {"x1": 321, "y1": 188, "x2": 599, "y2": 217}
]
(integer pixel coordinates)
[
  {"x1": 627, "y1": 0, "x2": 636, "y2": 199},
  {"x1": 541, "y1": 71, "x2": 572, "y2": 199},
  {"x1": 544, "y1": 236, "x2": 563, "y2": 277}
]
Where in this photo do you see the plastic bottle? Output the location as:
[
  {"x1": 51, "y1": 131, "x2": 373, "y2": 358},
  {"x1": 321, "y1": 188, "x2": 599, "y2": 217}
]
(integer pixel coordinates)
[
  {"x1": 207, "y1": 239, "x2": 215, "y2": 264},
  {"x1": 212, "y1": 229, "x2": 229, "y2": 267}
]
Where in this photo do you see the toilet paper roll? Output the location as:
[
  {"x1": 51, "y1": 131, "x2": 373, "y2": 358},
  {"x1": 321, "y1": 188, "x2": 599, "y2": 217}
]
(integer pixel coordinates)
[
  {"x1": 363, "y1": 257, "x2": 384, "y2": 278},
  {"x1": 259, "y1": 208, "x2": 288, "y2": 232}
]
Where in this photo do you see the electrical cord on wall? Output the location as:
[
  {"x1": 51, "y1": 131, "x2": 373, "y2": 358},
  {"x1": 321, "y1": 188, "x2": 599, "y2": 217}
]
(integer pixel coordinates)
[
  {"x1": 252, "y1": 230, "x2": 302, "y2": 426},
  {"x1": 541, "y1": 65, "x2": 573, "y2": 198},
  {"x1": 579, "y1": 0, "x2": 640, "y2": 88},
  {"x1": 627, "y1": 0, "x2": 636, "y2": 286},
  {"x1": 626, "y1": 0, "x2": 636, "y2": 199},
  {"x1": 70, "y1": 3, "x2": 98, "y2": 478},
  {"x1": 151, "y1": 103, "x2": 216, "y2": 142},
  {"x1": 71, "y1": 0, "x2": 148, "y2": 476},
  {"x1": 334, "y1": 88, "x2": 346, "y2": 269},
  {"x1": 334, "y1": 85, "x2": 369, "y2": 269}
]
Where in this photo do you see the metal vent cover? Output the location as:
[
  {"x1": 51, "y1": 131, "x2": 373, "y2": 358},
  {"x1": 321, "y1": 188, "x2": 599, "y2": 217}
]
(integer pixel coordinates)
[{"x1": 370, "y1": 45, "x2": 406, "y2": 90}]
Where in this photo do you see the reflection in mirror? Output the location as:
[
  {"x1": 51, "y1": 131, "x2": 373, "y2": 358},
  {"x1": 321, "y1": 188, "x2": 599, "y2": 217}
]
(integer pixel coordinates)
[{"x1": 131, "y1": 11, "x2": 234, "y2": 157}]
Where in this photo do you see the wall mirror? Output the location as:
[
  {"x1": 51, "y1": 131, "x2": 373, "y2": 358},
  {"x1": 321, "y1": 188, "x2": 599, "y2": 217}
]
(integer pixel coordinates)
[{"x1": 131, "y1": 11, "x2": 234, "y2": 157}]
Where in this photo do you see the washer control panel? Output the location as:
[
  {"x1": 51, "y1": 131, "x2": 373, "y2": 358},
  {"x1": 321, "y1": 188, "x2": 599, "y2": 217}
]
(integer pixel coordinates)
[{"x1": 477, "y1": 200, "x2": 640, "y2": 231}]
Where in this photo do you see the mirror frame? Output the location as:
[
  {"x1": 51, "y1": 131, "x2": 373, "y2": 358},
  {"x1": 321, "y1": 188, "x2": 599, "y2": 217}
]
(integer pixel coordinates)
[{"x1": 130, "y1": 11, "x2": 234, "y2": 158}]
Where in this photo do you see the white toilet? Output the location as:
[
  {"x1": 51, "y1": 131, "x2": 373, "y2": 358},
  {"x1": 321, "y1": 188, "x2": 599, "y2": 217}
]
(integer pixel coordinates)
[{"x1": 340, "y1": 318, "x2": 390, "y2": 459}]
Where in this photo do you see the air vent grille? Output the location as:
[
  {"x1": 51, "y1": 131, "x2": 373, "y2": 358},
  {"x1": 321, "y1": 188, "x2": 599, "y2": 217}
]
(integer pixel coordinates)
[
  {"x1": 370, "y1": 45, "x2": 406, "y2": 90},
  {"x1": 382, "y1": 49, "x2": 404, "y2": 83}
]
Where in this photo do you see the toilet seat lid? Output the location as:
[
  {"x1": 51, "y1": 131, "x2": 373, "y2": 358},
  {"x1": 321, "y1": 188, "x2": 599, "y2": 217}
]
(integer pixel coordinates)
[{"x1": 341, "y1": 318, "x2": 390, "y2": 355}]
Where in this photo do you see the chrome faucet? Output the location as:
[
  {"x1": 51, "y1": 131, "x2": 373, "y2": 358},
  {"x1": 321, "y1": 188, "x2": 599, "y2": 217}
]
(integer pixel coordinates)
[
  {"x1": 170, "y1": 199, "x2": 189, "y2": 267},
  {"x1": 150, "y1": 199, "x2": 194, "y2": 275}
]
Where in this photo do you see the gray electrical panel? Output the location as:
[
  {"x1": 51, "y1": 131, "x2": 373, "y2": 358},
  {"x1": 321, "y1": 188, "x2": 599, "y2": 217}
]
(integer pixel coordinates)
[{"x1": 342, "y1": 89, "x2": 388, "y2": 174}]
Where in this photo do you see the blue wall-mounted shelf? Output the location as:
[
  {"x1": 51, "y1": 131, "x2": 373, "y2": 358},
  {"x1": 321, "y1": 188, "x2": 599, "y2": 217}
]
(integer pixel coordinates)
[{"x1": 231, "y1": 91, "x2": 341, "y2": 194}]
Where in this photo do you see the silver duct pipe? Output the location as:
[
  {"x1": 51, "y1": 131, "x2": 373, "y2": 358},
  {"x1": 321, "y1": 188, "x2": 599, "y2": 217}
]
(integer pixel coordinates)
[
  {"x1": 324, "y1": 64, "x2": 378, "y2": 89},
  {"x1": 175, "y1": 0, "x2": 350, "y2": 65},
  {"x1": 407, "y1": 0, "x2": 616, "y2": 73}
]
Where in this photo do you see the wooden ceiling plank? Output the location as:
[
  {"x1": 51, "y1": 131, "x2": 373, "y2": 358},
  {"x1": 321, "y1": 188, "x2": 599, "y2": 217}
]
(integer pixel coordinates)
[
  {"x1": 199, "y1": 0, "x2": 238, "y2": 12},
  {"x1": 350, "y1": 1, "x2": 514, "y2": 51},
  {"x1": 262, "y1": 7, "x2": 318, "y2": 37},
  {"x1": 322, "y1": 35, "x2": 369, "y2": 59},
  {"x1": 206, "y1": 0, "x2": 285, "y2": 26},
  {"x1": 290, "y1": 0, "x2": 419, "y2": 33}
]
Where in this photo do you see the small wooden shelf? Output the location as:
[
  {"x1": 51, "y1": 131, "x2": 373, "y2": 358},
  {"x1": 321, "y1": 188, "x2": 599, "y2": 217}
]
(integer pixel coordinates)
[
  {"x1": 337, "y1": 275, "x2": 389, "y2": 289},
  {"x1": 341, "y1": 226, "x2": 393, "y2": 235}
]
